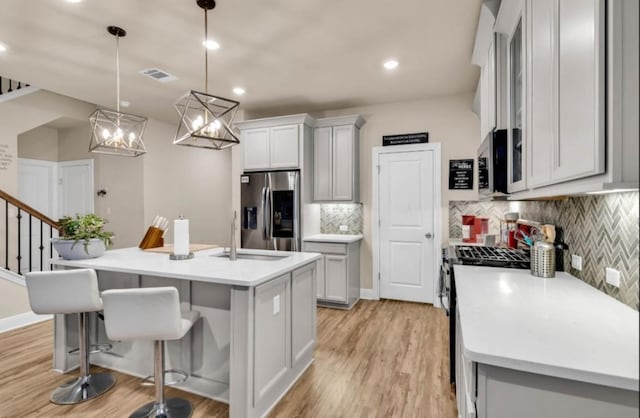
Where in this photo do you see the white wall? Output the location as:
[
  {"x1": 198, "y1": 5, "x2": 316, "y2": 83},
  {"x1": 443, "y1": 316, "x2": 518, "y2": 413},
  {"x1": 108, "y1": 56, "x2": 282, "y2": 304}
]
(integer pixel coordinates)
[
  {"x1": 248, "y1": 93, "x2": 480, "y2": 289},
  {"x1": 142, "y1": 118, "x2": 234, "y2": 247},
  {"x1": 18, "y1": 126, "x2": 59, "y2": 161}
]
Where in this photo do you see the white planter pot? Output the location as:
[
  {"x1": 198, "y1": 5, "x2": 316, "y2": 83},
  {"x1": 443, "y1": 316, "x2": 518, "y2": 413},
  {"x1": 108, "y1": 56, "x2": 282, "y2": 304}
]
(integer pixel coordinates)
[{"x1": 52, "y1": 238, "x2": 106, "y2": 260}]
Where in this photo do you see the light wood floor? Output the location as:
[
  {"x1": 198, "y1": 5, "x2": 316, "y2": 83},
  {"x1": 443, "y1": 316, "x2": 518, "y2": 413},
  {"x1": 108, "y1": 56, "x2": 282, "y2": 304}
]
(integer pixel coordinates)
[{"x1": 0, "y1": 300, "x2": 456, "y2": 418}]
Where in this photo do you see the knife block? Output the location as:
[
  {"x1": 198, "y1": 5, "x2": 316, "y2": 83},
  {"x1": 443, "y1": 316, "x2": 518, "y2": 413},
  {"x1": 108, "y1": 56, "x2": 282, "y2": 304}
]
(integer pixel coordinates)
[{"x1": 139, "y1": 226, "x2": 164, "y2": 250}]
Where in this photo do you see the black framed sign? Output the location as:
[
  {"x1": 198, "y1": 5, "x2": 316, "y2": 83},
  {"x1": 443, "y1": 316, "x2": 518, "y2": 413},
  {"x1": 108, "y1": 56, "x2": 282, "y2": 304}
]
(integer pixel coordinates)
[
  {"x1": 382, "y1": 132, "x2": 428, "y2": 146},
  {"x1": 449, "y1": 159, "x2": 474, "y2": 190}
]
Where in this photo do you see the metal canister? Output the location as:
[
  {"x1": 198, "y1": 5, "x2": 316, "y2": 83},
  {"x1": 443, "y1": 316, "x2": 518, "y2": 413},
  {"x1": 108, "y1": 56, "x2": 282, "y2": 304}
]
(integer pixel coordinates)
[{"x1": 531, "y1": 241, "x2": 556, "y2": 278}]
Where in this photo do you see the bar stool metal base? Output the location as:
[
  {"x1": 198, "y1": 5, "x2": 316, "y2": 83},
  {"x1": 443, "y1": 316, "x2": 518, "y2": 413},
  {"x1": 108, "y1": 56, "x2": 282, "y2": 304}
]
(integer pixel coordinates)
[
  {"x1": 129, "y1": 398, "x2": 192, "y2": 418},
  {"x1": 51, "y1": 373, "x2": 116, "y2": 405}
]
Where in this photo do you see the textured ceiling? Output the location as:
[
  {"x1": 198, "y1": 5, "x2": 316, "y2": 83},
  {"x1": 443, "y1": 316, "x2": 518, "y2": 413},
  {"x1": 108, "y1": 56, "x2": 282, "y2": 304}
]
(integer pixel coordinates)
[{"x1": 0, "y1": 0, "x2": 482, "y2": 122}]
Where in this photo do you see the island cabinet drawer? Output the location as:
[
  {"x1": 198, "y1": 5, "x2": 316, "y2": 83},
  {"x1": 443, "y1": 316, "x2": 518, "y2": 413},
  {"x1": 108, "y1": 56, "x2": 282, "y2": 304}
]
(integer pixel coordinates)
[{"x1": 302, "y1": 242, "x2": 347, "y2": 255}]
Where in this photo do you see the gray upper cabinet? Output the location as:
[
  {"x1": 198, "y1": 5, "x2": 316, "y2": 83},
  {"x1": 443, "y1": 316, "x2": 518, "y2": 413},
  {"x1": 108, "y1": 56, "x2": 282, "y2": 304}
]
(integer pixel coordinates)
[
  {"x1": 313, "y1": 115, "x2": 364, "y2": 202},
  {"x1": 235, "y1": 114, "x2": 315, "y2": 172},
  {"x1": 526, "y1": 0, "x2": 605, "y2": 188},
  {"x1": 493, "y1": 0, "x2": 629, "y2": 198},
  {"x1": 554, "y1": 0, "x2": 606, "y2": 183}
]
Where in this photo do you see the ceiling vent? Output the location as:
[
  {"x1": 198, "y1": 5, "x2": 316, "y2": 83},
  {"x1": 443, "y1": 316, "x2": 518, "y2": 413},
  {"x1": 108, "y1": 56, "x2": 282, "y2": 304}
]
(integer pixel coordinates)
[{"x1": 139, "y1": 68, "x2": 177, "y2": 83}]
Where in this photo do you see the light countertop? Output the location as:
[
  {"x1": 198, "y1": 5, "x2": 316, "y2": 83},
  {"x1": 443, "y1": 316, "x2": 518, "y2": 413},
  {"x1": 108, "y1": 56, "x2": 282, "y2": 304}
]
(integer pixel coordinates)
[
  {"x1": 303, "y1": 234, "x2": 363, "y2": 243},
  {"x1": 453, "y1": 265, "x2": 639, "y2": 391},
  {"x1": 52, "y1": 247, "x2": 321, "y2": 287}
]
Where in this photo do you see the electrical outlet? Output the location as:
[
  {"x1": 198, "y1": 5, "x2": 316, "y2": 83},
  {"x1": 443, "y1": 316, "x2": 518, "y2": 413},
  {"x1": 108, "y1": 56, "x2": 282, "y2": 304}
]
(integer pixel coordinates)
[
  {"x1": 273, "y1": 295, "x2": 280, "y2": 315},
  {"x1": 606, "y1": 268, "x2": 621, "y2": 288},
  {"x1": 571, "y1": 254, "x2": 583, "y2": 271},
  {"x1": 339, "y1": 225, "x2": 348, "y2": 232}
]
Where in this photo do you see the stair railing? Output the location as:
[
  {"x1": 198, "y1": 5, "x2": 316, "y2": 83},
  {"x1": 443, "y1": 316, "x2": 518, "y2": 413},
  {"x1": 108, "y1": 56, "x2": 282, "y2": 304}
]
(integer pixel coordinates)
[
  {"x1": 0, "y1": 188, "x2": 60, "y2": 275},
  {"x1": 0, "y1": 76, "x2": 30, "y2": 95}
]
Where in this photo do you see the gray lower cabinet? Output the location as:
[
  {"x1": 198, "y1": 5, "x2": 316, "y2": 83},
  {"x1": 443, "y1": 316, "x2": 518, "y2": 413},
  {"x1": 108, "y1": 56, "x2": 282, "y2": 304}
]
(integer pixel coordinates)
[
  {"x1": 455, "y1": 307, "x2": 639, "y2": 418},
  {"x1": 252, "y1": 263, "x2": 317, "y2": 414},
  {"x1": 254, "y1": 274, "x2": 291, "y2": 408},
  {"x1": 303, "y1": 240, "x2": 361, "y2": 309}
]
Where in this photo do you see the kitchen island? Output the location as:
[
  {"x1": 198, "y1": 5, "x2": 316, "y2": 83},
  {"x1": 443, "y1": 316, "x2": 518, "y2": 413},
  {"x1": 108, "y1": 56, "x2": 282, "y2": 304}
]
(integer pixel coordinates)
[
  {"x1": 52, "y1": 247, "x2": 321, "y2": 418},
  {"x1": 453, "y1": 265, "x2": 639, "y2": 418}
]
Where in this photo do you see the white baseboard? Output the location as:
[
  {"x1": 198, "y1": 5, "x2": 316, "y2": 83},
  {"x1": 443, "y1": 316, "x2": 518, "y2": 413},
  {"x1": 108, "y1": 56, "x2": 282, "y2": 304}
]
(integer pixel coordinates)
[
  {"x1": 0, "y1": 311, "x2": 52, "y2": 334},
  {"x1": 360, "y1": 288, "x2": 379, "y2": 300},
  {"x1": 0, "y1": 268, "x2": 26, "y2": 286}
]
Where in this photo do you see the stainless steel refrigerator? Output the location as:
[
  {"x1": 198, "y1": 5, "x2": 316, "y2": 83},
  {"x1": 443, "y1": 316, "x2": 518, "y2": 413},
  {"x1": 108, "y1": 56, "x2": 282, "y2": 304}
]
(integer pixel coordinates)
[{"x1": 241, "y1": 170, "x2": 300, "y2": 251}]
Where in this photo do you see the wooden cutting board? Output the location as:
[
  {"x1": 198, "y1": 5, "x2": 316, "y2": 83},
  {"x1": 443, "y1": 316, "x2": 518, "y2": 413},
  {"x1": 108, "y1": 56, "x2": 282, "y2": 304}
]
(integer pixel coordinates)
[{"x1": 143, "y1": 244, "x2": 219, "y2": 254}]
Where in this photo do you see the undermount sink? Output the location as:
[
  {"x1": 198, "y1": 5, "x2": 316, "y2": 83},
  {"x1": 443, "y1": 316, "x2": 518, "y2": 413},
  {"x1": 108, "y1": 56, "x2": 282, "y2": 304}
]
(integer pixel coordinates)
[{"x1": 212, "y1": 251, "x2": 290, "y2": 261}]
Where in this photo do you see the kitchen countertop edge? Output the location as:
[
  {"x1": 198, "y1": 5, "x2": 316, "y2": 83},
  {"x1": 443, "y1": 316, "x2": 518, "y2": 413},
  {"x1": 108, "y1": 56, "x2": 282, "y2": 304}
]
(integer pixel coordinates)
[
  {"x1": 454, "y1": 264, "x2": 640, "y2": 392},
  {"x1": 52, "y1": 247, "x2": 322, "y2": 288},
  {"x1": 303, "y1": 234, "x2": 364, "y2": 243}
]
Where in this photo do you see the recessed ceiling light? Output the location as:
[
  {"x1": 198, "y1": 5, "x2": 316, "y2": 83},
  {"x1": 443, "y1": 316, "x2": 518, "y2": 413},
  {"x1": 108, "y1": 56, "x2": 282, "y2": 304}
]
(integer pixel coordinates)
[
  {"x1": 202, "y1": 39, "x2": 220, "y2": 50},
  {"x1": 0, "y1": 43, "x2": 7, "y2": 52},
  {"x1": 64, "y1": 0, "x2": 84, "y2": 3},
  {"x1": 383, "y1": 59, "x2": 399, "y2": 70},
  {"x1": 120, "y1": 100, "x2": 131, "y2": 108},
  {"x1": 232, "y1": 87, "x2": 245, "y2": 95}
]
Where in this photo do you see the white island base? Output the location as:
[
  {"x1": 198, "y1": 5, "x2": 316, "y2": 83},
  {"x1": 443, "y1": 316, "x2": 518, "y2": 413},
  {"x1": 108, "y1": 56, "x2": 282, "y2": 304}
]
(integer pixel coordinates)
[{"x1": 52, "y1": 248, "x2": 321, "y2": 418}]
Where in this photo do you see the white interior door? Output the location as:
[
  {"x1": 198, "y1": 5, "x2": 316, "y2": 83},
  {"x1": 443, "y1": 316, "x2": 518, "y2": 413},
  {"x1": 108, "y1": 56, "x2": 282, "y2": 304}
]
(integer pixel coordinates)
[
  {"x1": 58, "y1": 160, "x2": 94, "y2": 217},
  {"x1": 378, "y1": 150, "x2": 436, "y2": 303},
  {"x1": 18, "y1": 159, "x2": 57, "y2": 272}
]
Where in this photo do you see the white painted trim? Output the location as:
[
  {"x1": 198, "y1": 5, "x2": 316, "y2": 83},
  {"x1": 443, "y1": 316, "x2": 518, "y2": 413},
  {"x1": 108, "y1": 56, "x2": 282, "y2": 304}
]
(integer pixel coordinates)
[
  {"x1": 58, "y1": 159, "x2": 95, "y2": 214},
  {"x1": 0, "y1": 86, "x2": 40, "y2": 103},
  {"x1": 0, "y1": 311, "x2": 52, "y2": 334},
  {"x1": 234, "y1": 113, "x2": 315, "y2": 130},
  {"x1": 0, "y1": 268, "x2": 26, "y2": 286},
  {"x1": 371, "y1": 143, "x2": 442, "y2": 303},
  {"x1": 359, "y1": 288, "x2": 378, "y2": 300},
  {"x1": 315, "y1": 115, "x2": 365, "y2": 129}
]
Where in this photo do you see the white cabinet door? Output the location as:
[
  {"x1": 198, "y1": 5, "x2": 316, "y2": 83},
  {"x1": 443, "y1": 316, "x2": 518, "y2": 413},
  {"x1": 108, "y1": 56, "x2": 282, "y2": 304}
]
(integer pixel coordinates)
[
  {"x1": 554, "y1": 0, "x2": 605, "y2": 182},
  {"x1": 291, "y1": 264, "x2": 315, "y2": 366},
  {"x1": 332, "y1": 125, "x2": 354, "y2": 201},
  {"x1": 315, "y1": 256, "x2": 326, "y2": 300},
  {"x1": 324, "y1": 255, "x2": 347, "y2": 303},
  {"x1": 243, "y1": 128, "x2": 271, "y2": 170},
  {"x1": 313, "y1": 127, "x2": 333, "y2": 201},
  {"x1": 269, "y1": 124, "x2": 299, "y2": 169},
  {"x1": 526, "y1": 0, "x2": 557, "y2": 188}
]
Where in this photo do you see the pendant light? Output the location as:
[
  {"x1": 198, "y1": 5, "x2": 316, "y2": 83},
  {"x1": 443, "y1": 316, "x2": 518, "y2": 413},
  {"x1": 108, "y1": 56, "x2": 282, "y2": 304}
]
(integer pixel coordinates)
[
  {"x1": 173, "y1": 0, "x2": 240, "y2": 150},
  {"x1": 89, "y1": 26, "x2": 148, "y2": 157}
]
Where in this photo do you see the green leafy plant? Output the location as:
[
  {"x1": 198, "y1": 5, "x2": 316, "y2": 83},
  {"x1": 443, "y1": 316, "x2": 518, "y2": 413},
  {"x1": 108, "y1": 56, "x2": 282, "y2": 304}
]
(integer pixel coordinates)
[{"x1": 58, "y1": 214, "x2": 114, "y2": 253}]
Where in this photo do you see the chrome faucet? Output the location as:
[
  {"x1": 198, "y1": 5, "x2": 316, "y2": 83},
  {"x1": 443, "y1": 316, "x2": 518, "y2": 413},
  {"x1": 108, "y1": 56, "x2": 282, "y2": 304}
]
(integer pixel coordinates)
[{"x1": 229, "y1": 210, "x2": 237, "y2": 261}]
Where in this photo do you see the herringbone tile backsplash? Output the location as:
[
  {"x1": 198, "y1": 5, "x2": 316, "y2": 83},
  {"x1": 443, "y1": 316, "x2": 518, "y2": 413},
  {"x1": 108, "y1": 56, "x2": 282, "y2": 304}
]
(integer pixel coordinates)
[
  {"x1": 320, "y1": 203, "x2": 363, "y2": 234},
  {"x1": 449, "y1": 192, "x2": 639, "y2": 310}
]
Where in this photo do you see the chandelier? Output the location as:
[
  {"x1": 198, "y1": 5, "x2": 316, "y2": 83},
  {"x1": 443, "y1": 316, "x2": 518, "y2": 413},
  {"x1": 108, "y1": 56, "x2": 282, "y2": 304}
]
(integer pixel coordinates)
[
  {"x1": 173, "y1": 0, "x2": 240, "y2": 150},
  {"x1": 89, "y1": 26, "x2": 148, "y2": 157}
]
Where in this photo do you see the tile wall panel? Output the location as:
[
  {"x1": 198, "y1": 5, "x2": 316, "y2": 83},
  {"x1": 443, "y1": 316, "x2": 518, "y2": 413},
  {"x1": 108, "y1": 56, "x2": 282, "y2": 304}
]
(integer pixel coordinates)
[
  {"x1": 449, "y1": 192, "x2": 639, "y2": 310},
  {"x1": 320, "y1": 203, "x2": 363, "y2": 234}
]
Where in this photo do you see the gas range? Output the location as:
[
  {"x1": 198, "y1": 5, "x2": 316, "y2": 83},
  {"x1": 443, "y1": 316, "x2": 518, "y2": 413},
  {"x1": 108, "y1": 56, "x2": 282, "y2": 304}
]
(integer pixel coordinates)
[
  {"x1": 452, "y1": 245, "x2": 530, "y2": 269},
  {"x1": 441, "y1": 244, "x2": 531, "y2": 386}
]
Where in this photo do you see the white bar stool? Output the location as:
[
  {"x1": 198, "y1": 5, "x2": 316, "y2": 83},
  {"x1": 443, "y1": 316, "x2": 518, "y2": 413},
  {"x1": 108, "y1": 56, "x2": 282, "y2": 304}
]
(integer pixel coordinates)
[
  {"x1": 25, "y1": 269, "x2": 116, "y2": 404},
  {"x1": 101, "y1": 286, "x2": 200, "y2": 418}
]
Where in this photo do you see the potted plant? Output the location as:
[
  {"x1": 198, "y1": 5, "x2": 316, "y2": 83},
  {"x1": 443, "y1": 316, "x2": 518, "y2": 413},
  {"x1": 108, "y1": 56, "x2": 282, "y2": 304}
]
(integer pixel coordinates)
[{"x1": 52, "y1": 214, "x2": 114, "y2": 260}]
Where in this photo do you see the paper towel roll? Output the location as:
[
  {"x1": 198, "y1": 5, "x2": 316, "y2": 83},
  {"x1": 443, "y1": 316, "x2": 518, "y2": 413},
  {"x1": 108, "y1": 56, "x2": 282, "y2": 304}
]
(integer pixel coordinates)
[{"x1": 173, "y1": 218, "x2": 190, "y2": 256}]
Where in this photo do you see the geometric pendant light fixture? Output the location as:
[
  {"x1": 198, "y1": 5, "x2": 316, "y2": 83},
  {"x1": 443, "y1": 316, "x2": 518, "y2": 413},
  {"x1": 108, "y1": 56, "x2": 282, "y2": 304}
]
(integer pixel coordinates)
[
  {"x1": 173, "y1": 0, "x2": 240, "y2": 150},
  {"x1": 89, "y1": 26, "x2": 148, "y2": 157}
]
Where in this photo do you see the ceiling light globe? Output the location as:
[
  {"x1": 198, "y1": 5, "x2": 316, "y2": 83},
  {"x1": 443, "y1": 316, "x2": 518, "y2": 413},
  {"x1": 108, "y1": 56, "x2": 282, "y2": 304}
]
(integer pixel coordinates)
[
  {"x1": 202, "y1": 40, "x2": 220, "y2": 50},
  {"x1": 383, "y1": 60, "x2": 399, "y2": 70}
]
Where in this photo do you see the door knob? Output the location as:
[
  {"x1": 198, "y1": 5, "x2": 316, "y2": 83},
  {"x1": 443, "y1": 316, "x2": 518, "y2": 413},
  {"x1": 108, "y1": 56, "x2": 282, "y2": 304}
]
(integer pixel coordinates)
[{"x1": 425, "y1": 233, "x2": 433, "y2": 239}]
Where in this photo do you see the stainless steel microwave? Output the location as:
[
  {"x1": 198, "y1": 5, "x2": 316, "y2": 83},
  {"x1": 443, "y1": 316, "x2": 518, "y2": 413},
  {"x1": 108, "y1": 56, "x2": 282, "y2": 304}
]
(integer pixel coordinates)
[{"x1": 478, "y1": 129, "x2": 508, "y2": 200}]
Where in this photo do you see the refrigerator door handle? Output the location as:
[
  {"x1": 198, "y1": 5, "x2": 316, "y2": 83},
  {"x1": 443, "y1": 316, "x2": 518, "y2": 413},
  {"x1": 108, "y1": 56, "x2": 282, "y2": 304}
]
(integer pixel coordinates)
[
  {"x1": 266, "y1": 186, "x2": 272, "y2": 239},
  {"x1": 261, "y1": 186, "x2": 268, "y2": 240}
]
